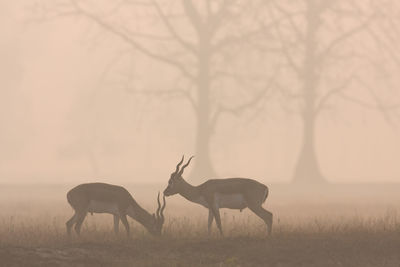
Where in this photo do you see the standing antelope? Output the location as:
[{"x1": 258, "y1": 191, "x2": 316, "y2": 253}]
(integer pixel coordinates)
[
  {"x1": 66, "y1": 183, "x2": 166, "y2": 236},
  {"x1": 163, "y1": 156, "x2": 272, "y2": 236}
]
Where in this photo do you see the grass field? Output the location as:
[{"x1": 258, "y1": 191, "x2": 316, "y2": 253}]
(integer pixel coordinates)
[{"x1": 1, "y1": 183, "x2": 400, "y2": 266}]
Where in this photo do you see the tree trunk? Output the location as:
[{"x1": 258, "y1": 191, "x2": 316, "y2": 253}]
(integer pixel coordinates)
[
  {"x1": 293, "y1": 113, "x2": 325, "y2": 184},
  {"x1": 293, "y1": 76, "x2": 326, "y2": 184},
  {"x1": 292, "y1": 1, "x2": 326, "y2": 184},
  {"x1": 191, "y1": 118, "x2": 216, "y2": 181},
  {"x1": 190, "y1": 34, "x2": 217, "y2": 182}
]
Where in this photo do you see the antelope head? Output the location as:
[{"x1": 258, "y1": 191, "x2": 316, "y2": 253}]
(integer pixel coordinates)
[
  {"x1": 150, "y1": 192, "x2": 166, "y2": 235},
  {"x1": 164, "y1": 155, "x2": 193, "y2": 197}
]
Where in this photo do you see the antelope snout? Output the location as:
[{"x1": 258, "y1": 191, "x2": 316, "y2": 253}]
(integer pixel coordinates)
[{"x1": 163, "y1": 187, "x2": 172, "y2": 196}]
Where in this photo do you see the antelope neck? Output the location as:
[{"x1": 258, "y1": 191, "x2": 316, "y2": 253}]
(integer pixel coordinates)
[
  {"x1": 178, "y1": 178, "x2": 201, "y2": 202},
  {"x1": 129, "y1": 202, "x2": 154, "y2": 228}
]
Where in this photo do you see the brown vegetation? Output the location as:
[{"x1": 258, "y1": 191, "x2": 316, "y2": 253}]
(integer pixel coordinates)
[{"x1": 1, "y1": 184, "x2": 400, "y2": 266}]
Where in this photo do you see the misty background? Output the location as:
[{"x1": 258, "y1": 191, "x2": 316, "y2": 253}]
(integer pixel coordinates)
[{"x1": 2, "y1": 0, "x2": 400, "y2": 185}]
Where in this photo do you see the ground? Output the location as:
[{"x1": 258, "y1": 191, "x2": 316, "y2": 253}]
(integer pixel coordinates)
[
  {"x1": 1, "y1": 183, "x2": 400, "y2": 266},
  {"x1": 2, "y1": 233, "x2": 400, "y2": 266}
]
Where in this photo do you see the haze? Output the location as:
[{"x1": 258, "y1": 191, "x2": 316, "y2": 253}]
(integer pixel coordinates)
[{"x1": 1, "y1": 0, "x2": 400, "y2": 184}]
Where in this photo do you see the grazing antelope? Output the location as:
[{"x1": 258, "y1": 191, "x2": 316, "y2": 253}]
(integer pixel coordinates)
[
  {"x1": 163, "y1": 156, "x2": 272, "y2": 236},
  {"x1": 66, "y1": 183, "x2": 166, "y2": 236}
]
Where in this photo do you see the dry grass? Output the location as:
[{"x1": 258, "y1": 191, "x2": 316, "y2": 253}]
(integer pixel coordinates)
[{"x1": 1, "y1": 183, "x2": 400, "y2": 266}]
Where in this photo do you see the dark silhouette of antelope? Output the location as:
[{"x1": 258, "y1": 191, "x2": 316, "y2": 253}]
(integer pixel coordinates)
[
  {"x1": 66, "y1": 183, "x2": 166, "y2": 236},
  {"x1": 164, "y1": 156, "x2": 272, "y2": 235}
]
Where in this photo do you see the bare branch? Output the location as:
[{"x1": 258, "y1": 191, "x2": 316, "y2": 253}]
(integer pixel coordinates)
[
  {"x1": 275, "y1": 29, "x2": 301, "y2": 77},
  {"x1": 207, "y1": 0, "x2": 235, "y2": 36},
  {"x1": 212, "y1": 10, "x2": 283, "y2": 54},
  {"x1": 339, "y1": 93, "x2": 392, "y2": 110},
  {"x1": 152, "y1": 0, "x2": 197, "y2": 53},
  {"x1": 315, "y1": 75, "x2": 355, "y2": 114},
  {"x1": 69, "y1": 0, "x2": 195, "y2": 80},
  {"x1": 335, "y1": 77, "x2": 400, "y2": 120},
  {"x1": 318, "y1": 16, "x2": 374, "y2": 62},
  {"x1": 367, "y1": 27, "x2": 400, "y2": 68},
  {"x1": 182, "y1": 0, "x2": 203, "y2": 34},
  {"x1": 355, "y1": 78, "x2": 400, "y2": 124},
  {"x1": 210, "y1": 68, "x2": 278, "y2": 129},
  {"x1": 271, "y1": 1, "x2": 304, "y2": 42}
]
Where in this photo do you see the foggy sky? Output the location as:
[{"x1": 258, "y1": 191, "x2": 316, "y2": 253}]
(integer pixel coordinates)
[{"x1": 1, "y1": 0, "x2": 400, "y2": 184}]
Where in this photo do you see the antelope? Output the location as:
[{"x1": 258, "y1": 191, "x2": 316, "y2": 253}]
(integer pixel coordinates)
[
  {"x1": 66, "y1": 183, "x2": 166, "y2": 236},
  {"x1": 163, "y1": 156, "x2": 272, "y2": 236}
]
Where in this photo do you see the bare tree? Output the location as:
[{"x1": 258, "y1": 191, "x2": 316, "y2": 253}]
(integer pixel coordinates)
[
  {"x1": 265, "y1": 0, "x2": 394, "y2": 183},
  {"x1": 34, "y1": 0, "x2": 273, "y2": 181},
  {"x1": 367, "y1": 1, "x2": 400, "y2": 112}
]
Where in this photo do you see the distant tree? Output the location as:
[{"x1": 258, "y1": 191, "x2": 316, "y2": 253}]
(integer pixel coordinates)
[
  {"x1": 34, "y1": 0, "x2": 275, "y2": 181},
  {"x1": 367, "y1": 1, "x2": 400, "y2": 101},
  {"x1": 266, "y1": 0, "x2": 398, "y2": 183}
]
